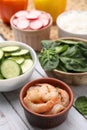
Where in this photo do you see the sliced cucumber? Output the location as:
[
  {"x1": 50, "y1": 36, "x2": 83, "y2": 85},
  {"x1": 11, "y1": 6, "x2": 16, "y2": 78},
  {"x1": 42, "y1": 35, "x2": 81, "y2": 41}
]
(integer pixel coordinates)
[
  {"x1": 2, "y1": 46, "x2": 20, "y2": 52},
  {"x1": 4, "y1": 52, "x2": 11, "y2": 57},
  {"x1": 24, "y1": 55, "x2": 31, "y2": 59},
  {"x1": 0, "y1": 45, "x2": 33, "y2": 79},
  {"x1": 0, "y1": 49, "x2": 4, "y2": 60},
  {"x1": 1, "y1": 59, "x2": 21, "y2": 79},
  {"x1": 21, "y1": 59, "x2": 33, "y2": 73},
  {"x1": 9, "y1": 57, "x2": 24, "y2": 64},
  {"x1": 0, "y1": 74, "x2": 4, "y2": 79},
  {"x1": 11, "y1": 49, "x2": 29, "y2": 56}
]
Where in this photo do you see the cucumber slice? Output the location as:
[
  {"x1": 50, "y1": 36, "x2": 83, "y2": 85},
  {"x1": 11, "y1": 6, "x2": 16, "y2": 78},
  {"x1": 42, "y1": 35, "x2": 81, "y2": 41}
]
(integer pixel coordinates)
[
  {"x1": 11, "y1": 49, "x2": 29, "y2": 56},
  {"x1": 0, "y1": 74, "x2": 4, "y2": 79},
  {"x1": 2, "y1": 46, "x2": 20, "y2": 52},
  {"x1": 1, "y1": 59, "x2": 21, "y2": 79},
  {"x1": 21, "y1": 59, "x2": 33, "y2": 73},
  {"x1": 9, "y1": 57, "x2": 24, "y2": 64},
  {"x1": 4, "y1": 52, "x2": 11, "y2": 57},
  {"x1": 0, "y1": 49, "x2": 4, "y2": 60}
]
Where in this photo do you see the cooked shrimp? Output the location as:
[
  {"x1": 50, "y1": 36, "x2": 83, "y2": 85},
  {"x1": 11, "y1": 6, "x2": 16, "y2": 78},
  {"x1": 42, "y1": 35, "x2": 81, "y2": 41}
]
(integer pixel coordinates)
[
  {"x1": 26, "y1": 86, "x2": 43, "y2": 103},
  {"x1": 37, "y1": 83, "x2": 58, "y2": 102},
  {"x1": 58, "y1": 88, "x2": 69, "y2": 107},
  {"x1": 24, "y1": 96, "x2": 58, "y2": 113},
  {"x1": 24, "y1": 83, "x2": 69, "y2": 114},
  {"x1": 37, "y1": 83, "x2": 57, "y2": 92},
  {"x1": 45, "y1": 104, "x2": 65, "y2": 114}
]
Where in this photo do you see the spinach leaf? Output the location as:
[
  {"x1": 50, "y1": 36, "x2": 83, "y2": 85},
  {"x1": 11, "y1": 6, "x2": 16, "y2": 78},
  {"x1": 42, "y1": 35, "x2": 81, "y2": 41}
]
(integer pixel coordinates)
[
  {"x1": 56, "y1": 39, "x2": 79, "y2": 45},
  {"x1": 61, "y1": 45, "x2": 83, "y2": 58},
  {"x1": 79, "y1": 46, "x2": 87, "y2": 57},
  {"x1": 79, "y1": 42, "x2": 87, "y2": 49},
  {"x1": 57, "y1": 60, "x2": 68, "y2": 72},
  {"x1": 60, "y1": 57, "x2": 87, "y2": 72},
  {"x1": 55, "y1": 45, "x2": 68, "y2": 54},
  {"x1": 75, "y1": 96, "x2": 87, "y2": 115},
  {"x1": 41, "y1": 40, "x2": 60, "y2": 50},
  {"x1": 39, "y1": 49, "x2": 59, "y2": 71},
  {"x1": 39, "y1": 39, "x2": 87, "y2": 73}
]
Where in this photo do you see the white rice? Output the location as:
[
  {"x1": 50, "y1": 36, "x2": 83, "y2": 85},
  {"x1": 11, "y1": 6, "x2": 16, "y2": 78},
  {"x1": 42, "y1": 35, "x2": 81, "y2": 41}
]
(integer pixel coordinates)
[{"x1": 58, "y1": 11, "x2": 87, "y2": 34}]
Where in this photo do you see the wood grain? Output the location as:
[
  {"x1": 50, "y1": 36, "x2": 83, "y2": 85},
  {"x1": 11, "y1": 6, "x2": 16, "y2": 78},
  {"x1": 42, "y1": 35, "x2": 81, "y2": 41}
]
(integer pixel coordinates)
[{"x1": 0, "y1": 0, "x2": 87, "y2": 40}]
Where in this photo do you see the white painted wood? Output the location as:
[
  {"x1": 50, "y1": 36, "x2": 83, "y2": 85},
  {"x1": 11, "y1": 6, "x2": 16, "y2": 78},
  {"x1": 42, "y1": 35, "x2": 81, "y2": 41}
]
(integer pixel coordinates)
[
  {"x1": 3, "y1": 67, "x2": 87, "y2": 130},
  {"x1": 71, "y1": 85, "x2": 87, "y2": 99},
  {"x1": 0, "y1": 36, "x2": 87, "y2": 130},
  {"x1": 2, "y1": 70, "x2": 43, "y2": 129},
  {"x1": 0, "y1": 93, "x2": 30, "y2": 130},
  {"x1": 35, "y1": 58, "x2": 47, "y2": 77},
  {"x1": 3, "y1": 92, "x2": 87, "y2": 130}
]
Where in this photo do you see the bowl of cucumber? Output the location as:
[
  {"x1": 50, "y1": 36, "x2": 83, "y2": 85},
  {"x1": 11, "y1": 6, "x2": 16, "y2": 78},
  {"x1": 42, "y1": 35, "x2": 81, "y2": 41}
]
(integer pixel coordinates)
[
  {"x1": 39, "y1": 37, "x2": 87, "y2": 85},
  {"x1": 0, "y1": 41, "x2": 37, "y2": 92}
]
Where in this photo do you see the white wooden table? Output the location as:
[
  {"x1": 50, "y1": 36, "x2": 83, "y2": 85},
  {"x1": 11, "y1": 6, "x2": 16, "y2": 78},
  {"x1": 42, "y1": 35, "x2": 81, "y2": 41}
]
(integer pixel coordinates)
[{"x1": 0, "y1": 36, "x2": 87, "y2": 130}]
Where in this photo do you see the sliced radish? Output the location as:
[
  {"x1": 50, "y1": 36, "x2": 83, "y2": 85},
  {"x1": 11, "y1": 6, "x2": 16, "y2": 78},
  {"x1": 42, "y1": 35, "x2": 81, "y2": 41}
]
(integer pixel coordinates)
[
  {"x1": 12, "y1": 18, "x2": 18, "y2": 26},
  {"x1": 39, "y1": 13, "x2": 50, "y2": 27},
  {"x1": 26, "y1": 10, "x2": 41, "y2": 20},
  {"x1": 39, "y1": 16, "x2": 49, "y2": 27},
  {"x1": 17, "y1": 19, "x2": 29, "y2": 29},
  {"x1": 39, "y1": 13, "x2": 49, "y2": 20},
  {"x1": 15, "y1": 11, "x2": 28, "y2": 18},
  {"x1": 41, "y1": 19, "x2": 49, "y2": 27},
  {"x1": 12, "y1": 10, "x2": 51, "y2": 30},
  {"x1": 17, "y1": 16, "x2": 27, "y2": 21},
  {"x1": 29, "y1": 19, "x2": 43, "y2": 30}
]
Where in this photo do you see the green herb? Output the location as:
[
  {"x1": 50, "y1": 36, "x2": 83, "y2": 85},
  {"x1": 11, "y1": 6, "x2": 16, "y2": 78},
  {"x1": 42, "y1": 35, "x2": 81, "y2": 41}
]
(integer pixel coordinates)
[
  {"x1": 55, "y1": 45, "x2": 68, "y2": 54},
  {"x1": 39, "y1": 49, "x2": 59, "y2": 71},
  {"x1": 75, "y1": 96, "x2": 87, "y2": 115},
  {"x1": 39, "y1": 39, "x2": 87, "y2": 73}
]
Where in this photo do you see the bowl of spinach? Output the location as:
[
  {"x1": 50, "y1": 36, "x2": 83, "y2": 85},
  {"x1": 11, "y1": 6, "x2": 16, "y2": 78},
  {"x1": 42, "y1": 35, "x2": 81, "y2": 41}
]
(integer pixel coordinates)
[{"x1": 39, "y1": 37, "x2": 87, "y2": 85}]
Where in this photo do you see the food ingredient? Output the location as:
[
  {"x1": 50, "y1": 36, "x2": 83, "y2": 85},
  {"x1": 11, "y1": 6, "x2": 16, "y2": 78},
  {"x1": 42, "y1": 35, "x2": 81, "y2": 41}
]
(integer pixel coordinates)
[
  {"x1": 57, "y1": 10, "x2": 87, "y2": 34},
  {"x1": 0, "y1": 0, "x2": 28, "y2": 24},
  {"x1": 75, "y1": 96, "x2": 87, "y2": 115},
  {"x1": 34, "y1": 0, "x2": 66, "y2": 23},
  {"x1": 12, "y1": 10, "x2": 51, "y2": 30},
  {"x1": 24, "y1": 83, "x2": 69, "y2": 114},
  {"x1": 0, "y1": 45, "x2": 33, "y2": 79},
  {"x1": 39, "y1": 39, "x2": 87, "y2": 73}
]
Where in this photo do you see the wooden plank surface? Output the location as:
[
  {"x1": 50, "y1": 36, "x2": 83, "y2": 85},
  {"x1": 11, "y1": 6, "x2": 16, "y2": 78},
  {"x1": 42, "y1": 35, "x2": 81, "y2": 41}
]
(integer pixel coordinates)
[
  {"x1": 3, "y1": 69, "x2": 87, "y2": 130},
  {"x1": 0, "y1": 36, "x2": 87, "y2": 130}
]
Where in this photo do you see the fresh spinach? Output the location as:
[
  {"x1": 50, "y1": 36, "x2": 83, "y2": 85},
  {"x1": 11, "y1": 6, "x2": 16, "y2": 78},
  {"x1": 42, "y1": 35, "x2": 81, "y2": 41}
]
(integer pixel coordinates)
[
  {"x1": 39, "y1": 49, "x2": 59, "y2": 71},
  {"x1": 39, "y1": 39, "x2": 87, "y2": 73},
  {"x1": 55, "y1": 45, "x2": 68, "y2": 54},
  {"x1": 75, "y1": 96, "x2": 87, "y2": 115}
]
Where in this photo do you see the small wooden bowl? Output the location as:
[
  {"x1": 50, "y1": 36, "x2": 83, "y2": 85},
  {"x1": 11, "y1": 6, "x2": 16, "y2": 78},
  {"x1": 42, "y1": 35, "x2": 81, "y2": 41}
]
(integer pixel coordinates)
[
  {"x1": 10, "y1": 11, "x2": 53, "y2": 51},
  {"x1": 46, "y1": 37, "x2": 87, "y2": 85},
  {"x1": 20, "y1": 77, "x2": 74, "y2": 129}
]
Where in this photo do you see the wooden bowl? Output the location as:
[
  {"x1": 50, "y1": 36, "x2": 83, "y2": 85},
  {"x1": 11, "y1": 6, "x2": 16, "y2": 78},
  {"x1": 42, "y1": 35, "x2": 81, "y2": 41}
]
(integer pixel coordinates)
[
  {"x1": 10, "y1": 10, "x2": 53, "y2": 51},
  {"x1": 45, "y1": 37, "x2": 87, "y2": 85}
]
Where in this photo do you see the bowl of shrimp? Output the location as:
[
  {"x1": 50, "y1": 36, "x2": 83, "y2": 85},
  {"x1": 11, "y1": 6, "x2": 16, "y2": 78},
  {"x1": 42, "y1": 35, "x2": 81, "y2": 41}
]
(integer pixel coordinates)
[{"x1": 20, "y1": 77, "x2": 74, "y2": 129}]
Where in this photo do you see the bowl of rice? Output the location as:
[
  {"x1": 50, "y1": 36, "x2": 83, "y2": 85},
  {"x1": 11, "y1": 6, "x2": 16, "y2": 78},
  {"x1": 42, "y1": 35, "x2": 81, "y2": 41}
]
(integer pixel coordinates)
[{"x1": 56, "y1": 10, "x2": 87, "y2": 39}]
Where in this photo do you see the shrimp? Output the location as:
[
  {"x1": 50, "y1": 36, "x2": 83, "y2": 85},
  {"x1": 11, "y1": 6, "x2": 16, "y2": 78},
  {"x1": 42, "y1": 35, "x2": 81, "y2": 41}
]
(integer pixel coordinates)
[
  {"x1": 37, "y1": 83, "x2": 58, "y2": 102},
  {"x1": 24, "y1": 83, "x2": 60, "y2": 113},
  {"x1": 45, "y1": 104, "x2": 65, "y2": 114},
  {"x1": 26, "y1": 86, "x2": 43, "y2": 103},
  {"x1": 24, "y1": 96, "x2": 58, "y2": 113},
  {"x1": 58, "y1": 88, "x2": 69, "y2": 107},
  {"x1": 37, "y1": 83, "x2": 57, "y2": 92}
]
